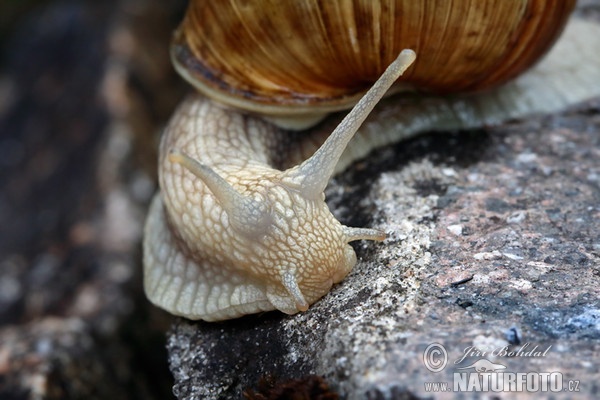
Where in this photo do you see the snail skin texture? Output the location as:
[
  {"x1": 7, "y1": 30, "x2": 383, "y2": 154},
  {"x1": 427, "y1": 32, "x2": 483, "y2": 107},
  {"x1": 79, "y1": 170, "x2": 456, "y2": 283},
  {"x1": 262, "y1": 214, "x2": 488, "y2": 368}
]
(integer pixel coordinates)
[{"x1": 144, "y1": 16, "x2": 600, "y2": 320}]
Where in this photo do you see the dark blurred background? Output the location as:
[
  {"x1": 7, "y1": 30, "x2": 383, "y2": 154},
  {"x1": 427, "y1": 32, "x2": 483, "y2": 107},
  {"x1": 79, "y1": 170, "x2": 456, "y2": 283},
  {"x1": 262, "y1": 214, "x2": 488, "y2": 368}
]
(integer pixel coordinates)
[{"x1": 0, "y1": 0, "x2": 187, "y2": 398}]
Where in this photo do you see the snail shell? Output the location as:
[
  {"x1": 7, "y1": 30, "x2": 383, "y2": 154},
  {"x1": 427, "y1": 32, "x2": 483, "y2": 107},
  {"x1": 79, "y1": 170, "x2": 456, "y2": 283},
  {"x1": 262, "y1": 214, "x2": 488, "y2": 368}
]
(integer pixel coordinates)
[
  {"x1": 172, "y1": 0, "x2": 576, "y2": 125},
  {"x1": 144, "y1": 1, "x2": 600, "y2": 321}
]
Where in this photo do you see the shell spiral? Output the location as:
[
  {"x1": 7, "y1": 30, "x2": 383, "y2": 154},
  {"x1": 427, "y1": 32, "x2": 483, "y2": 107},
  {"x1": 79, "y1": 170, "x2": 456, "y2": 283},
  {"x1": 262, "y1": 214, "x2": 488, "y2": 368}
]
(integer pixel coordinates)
[{"x1": 172, "y1": 0, "x2": 576, "y2": 118}]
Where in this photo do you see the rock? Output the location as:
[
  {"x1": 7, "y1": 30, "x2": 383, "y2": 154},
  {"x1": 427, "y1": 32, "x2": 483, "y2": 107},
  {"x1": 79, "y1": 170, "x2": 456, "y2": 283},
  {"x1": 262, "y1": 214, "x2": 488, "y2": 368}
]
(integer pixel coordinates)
[{"x1": 0, "y1": 317, "x2": 128, "y2": 400}]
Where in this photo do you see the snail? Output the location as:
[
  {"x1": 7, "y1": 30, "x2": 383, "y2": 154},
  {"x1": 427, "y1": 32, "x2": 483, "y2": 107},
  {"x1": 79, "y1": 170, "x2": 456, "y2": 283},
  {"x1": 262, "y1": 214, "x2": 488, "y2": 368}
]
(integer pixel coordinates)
[{"x1": 143, "y1": 0, "x2": 600, "y2": 321}]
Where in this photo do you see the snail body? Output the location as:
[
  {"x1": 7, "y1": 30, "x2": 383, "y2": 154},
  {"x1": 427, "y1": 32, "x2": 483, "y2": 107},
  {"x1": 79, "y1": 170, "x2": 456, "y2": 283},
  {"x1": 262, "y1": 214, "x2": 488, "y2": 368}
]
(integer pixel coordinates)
[
  {"x1": 145, "y1": 51, "x2": 415, "y2": 321},
  {"x1": 144, "y1": 1, "x2": 600, "y2": 321}
]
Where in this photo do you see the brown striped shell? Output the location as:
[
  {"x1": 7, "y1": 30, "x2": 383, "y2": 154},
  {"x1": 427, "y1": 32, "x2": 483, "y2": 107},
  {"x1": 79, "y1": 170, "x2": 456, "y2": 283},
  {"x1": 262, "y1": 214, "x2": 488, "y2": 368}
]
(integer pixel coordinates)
[{"x1": 171, "y1": 0, "x2": 576, "y2": 118}]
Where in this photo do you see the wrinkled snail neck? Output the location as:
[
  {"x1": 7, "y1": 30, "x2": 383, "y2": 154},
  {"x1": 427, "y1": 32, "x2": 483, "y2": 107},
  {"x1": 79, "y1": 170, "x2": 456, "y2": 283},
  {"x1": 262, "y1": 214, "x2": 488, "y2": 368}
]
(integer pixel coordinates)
[{"x1": 168, "y1": 49, "x2": 417, "y2": 242}]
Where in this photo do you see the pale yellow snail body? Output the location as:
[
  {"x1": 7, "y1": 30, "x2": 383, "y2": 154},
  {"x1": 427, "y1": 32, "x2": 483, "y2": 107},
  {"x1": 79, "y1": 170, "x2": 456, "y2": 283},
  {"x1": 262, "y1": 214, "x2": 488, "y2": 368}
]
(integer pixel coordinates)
[{"x1": 144, "y1": 0, "x2": 600, "y2": 321}]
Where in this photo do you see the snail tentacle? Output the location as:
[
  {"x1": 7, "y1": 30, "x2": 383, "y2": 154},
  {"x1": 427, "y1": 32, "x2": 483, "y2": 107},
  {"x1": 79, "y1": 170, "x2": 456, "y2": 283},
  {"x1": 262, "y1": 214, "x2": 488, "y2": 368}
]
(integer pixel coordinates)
[
  {"x1": 168, "y1": 149, "x2": 272, "y2": 237},
  {"x1": 284, "y1": 50, "x2": 417, "y2": 199},
  {"x1": 281, "y1": 271, "x2": 309, "y2": 312}
]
